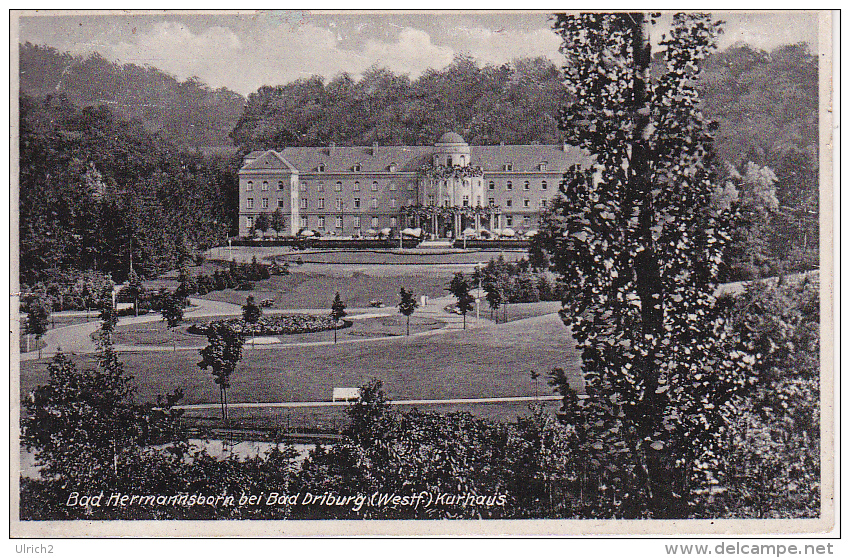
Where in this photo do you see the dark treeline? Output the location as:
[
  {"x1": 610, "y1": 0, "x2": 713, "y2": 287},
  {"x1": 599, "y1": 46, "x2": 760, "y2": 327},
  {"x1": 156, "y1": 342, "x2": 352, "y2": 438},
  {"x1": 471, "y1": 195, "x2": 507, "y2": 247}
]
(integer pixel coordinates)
[
  {"x1": 19, "y1": 94, "x2": 239, "y2": 285},
  {"x1": 231, "y1": 55, "x2": 569, "y2": 149},
  {"x1": 19, "y1": 43, "x2": 245, "y2": 151}
]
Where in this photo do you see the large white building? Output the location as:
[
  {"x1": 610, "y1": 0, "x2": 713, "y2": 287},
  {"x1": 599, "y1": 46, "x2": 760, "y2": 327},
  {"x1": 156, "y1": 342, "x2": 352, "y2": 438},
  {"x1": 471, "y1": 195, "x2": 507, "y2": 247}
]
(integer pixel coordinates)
[{"x1": 237, "y1": 132, "x2": 589, "y2": 238}]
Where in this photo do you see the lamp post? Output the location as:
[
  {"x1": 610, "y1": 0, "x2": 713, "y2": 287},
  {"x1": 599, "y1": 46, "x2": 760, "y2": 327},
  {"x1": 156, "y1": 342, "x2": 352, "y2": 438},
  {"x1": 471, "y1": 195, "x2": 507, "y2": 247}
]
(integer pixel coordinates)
[{"x1": 228, "y1": 238, "x2": 233, "y2": 262}]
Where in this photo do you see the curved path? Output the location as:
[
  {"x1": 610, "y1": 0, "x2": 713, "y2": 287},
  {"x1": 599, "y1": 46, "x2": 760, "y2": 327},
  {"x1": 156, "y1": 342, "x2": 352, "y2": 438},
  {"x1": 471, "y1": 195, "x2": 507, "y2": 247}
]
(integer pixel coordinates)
[{"x1": 20, "y1": 294, "x2": 488, "y2": 361}]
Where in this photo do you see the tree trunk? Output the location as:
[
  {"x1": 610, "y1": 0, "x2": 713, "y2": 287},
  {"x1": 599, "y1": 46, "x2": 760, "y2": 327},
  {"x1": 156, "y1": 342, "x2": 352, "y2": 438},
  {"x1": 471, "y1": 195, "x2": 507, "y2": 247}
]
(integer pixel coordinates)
[{"x1": 406, "y1": 315, "x2": 410, "y2": 336}]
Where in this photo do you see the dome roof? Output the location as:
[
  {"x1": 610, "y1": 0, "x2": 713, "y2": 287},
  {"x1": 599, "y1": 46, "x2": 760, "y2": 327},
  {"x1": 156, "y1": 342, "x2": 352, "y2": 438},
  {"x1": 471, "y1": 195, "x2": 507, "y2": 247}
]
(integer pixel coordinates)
[{"x1": 438, "y1": 131, "x2": 466, "y2": 144}]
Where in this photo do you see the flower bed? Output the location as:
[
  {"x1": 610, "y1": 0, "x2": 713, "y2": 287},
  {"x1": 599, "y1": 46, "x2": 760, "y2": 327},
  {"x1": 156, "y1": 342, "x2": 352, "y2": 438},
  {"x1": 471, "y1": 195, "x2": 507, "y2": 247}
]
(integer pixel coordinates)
[{"x1": 188, "y1": 315, "x2": 347, "y2": 336}]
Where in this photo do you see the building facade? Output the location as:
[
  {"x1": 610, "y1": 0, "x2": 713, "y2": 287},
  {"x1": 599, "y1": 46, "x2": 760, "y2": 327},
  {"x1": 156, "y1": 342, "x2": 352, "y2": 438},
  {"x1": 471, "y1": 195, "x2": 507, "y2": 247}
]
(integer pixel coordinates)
[{"x1": 237, "y1": 132, "x2": 589, "y2": 238}]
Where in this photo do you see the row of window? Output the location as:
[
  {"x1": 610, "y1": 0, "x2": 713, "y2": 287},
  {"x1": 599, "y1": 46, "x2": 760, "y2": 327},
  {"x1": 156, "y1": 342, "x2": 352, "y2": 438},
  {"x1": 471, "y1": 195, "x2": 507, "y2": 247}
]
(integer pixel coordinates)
[
  {"x1": 246, "y1": 197, "x2": 418, "y2": 210},
  {"x1": 489, "y1": 180, "x2": 548, "y2": 191},
  {"x1": 246, "y1": 197, "x2": 548, "y2": 210},
  {"x1": 245, "y1": 180, "x2": 416, "y2": 193},
  {"x1": 425, "y1": 195, "x2": 548, "y2": 209},
  {"x1": 315, "y1": 163, "x2": 399, "y2": 173},
  {"x1": 245, "y1": 179, "x2": 551, "y2": 193},
  {"x1": 245, "y1": 214, "x2": 532, "y2": 230}
]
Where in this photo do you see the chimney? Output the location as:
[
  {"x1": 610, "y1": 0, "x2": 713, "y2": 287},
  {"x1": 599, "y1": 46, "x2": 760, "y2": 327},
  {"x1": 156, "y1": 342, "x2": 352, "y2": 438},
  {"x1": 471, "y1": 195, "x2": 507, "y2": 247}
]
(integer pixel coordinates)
[
  {"x1": 500, "y1": 141, "x2": 505, "y2": 147},
  {"x1": 562, "y1": 141, "x2": 569, "y2": 152},
  {"x1": 329, "y1": 142, "x2": 336, "y2": 156},
  {"x1": 372, "y1": 141, "x2": 379, "y2": 155}
]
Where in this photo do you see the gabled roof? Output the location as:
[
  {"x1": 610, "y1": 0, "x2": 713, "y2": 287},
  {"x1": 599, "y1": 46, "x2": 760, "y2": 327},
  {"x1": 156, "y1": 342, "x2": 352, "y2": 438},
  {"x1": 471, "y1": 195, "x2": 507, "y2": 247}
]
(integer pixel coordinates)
[
  {"x1": 240, "y1": 143, "x2": 592, "y2": 174},
  {"x1": 241, "y1": 150, "x2": 298, "y2": 172},
  {"x1": 277, "y1": 146, "x2": 434, "y2": 174},
  {"x1": 470, "y1": 144, "x2": 590, "y2": 173}
]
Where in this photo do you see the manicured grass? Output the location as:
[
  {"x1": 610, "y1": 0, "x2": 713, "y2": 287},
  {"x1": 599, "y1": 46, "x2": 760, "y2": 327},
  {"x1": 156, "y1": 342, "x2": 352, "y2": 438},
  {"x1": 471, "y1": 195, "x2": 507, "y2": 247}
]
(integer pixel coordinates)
[
  {"x1": 20, "y1": 314, "x2": 582, "y2": 409},
  {"x1": 199, "y1": 272, "x2": 451, "y2": 309},
  {"x1": 274, "y1": 249, "x2": 528, "y2": 265},
  {"x1": 111, "y1": 314, "x2": 444, "y2": 347}
]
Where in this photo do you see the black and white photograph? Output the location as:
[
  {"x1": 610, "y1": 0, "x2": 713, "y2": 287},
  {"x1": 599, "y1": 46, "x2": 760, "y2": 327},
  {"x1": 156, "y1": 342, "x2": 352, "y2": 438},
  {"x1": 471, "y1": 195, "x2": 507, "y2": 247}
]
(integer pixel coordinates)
[{"x1": 9, "y1": 8, "x2": 835, "y2": 538}]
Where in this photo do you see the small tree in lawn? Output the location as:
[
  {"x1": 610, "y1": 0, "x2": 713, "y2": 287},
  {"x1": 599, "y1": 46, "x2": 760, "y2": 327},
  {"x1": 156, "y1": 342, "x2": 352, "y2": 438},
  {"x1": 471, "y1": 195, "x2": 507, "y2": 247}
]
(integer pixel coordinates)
[
  {"x1": 161, "y1": 292, "x2": 184, "y2": 352},
  {"x1": 126, "y1": 269, "x2": 145, "y2": 317},
  {"x1": 26, "y1": 296, "x2": 50, "y2": 358},
  {"x1": 330, "y1": 292, "x2": 347, "y2": 344},
  {"x1": 242, "y1": 295, "x2": 262, "y2": 347},
  {"x1": 254, "y1": 212, "x2": 271, "y2": 238},
  {"x1": 99, "y1": 302, "x2": 119, "y2": 345},
  {"x1": 448, "y1": 272, "x2": 475, "y2": 329},
  {"x1": 198, "y1": 322, "x2": 244, "y2": 422},
  {"x1": 397, "y1": 288, "x2": 418, "y2": 336}
]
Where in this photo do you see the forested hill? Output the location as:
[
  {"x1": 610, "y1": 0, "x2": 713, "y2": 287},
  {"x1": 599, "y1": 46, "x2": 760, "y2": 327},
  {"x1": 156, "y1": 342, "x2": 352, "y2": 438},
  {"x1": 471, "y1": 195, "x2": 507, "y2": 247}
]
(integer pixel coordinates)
[
  {"x1": 232, "y1": 44, "x2": 817, "y2": 212},
  {"x1": 19, "y1": 42, "x2": 245, "y2": 151}
]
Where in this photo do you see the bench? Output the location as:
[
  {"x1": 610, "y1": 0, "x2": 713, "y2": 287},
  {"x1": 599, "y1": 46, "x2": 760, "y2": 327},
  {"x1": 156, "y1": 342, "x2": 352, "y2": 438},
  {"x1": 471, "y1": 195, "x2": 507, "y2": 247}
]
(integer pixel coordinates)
[{"x1": 332, "y1": 388, "x2": 361, "y2": 402}]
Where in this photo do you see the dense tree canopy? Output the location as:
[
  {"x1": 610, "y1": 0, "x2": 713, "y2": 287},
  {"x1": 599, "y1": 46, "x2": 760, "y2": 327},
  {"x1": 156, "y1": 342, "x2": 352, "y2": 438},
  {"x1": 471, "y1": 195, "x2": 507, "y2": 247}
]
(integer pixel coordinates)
[{"x1": 19, "y1": 94, "x2": 238, "y2": 284}]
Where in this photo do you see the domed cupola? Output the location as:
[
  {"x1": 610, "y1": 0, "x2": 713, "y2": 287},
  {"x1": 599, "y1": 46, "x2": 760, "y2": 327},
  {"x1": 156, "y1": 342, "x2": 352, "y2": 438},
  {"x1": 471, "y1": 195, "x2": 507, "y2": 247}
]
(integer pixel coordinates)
[{"x1": 434, "y1": 131, "x2": 470, "y2": 167}]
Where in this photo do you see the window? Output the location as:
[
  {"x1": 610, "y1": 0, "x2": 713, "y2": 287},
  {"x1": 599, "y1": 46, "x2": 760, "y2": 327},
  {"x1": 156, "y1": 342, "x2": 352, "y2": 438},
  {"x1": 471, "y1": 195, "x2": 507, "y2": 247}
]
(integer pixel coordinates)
[
  {"x1": 504, "y1": 163, "x2": 513, "y2": 171},
  {"x1": 353, "y1": 163, "x2": 361, "y2": 172},
  {"x1": 354, "y1": 198, "x2": 361, "y2": 209},
  {"x1": 262, "y1": 198, "x2": 269, "y2": 209},
  {"x1": 523, "y1": 216, "x2": 531, "y2": 226},
  {"x1": 318, "y1": 198, "x2": 325, "y2": 209},
  {"x1": 317, "y1": 182, "x2": 324, "y2": 192},
  {"x1": 389, "y1": 182, "x2": 396, "y2": 191},
  {"x1": 371, "y1": 216, "x2": 378, "y2": 228},
  {"x1": 353, "y1": 216, "x2": 361, "y2": 228},
  {"x1": 389, "y1": 163, "x2": 397, "y2": 172},
  {"x1": 390, "y1": 217, "x2": 397, "y2": 227},
  {"x1": 246, "y1": 181, "x2": 253, "y2": 191},
  {"x1": 428, "y1": 195, "x2": 435, "y2": 206},
  {"x1": 540, "y1": 199, "x2": 547, "y2": 208},
  {"x1": 354, "y1": 181, "x2": 360, "y2": 191},
  {"x1": 460, "y1": 155, "x2": 466, "y2": 166},
  {"x1": 407, "y1": 198, "x2": 414, "y2": 206},
  {"x1": 278, "y1": 181, "x2": 284, "y2": 190},
  {"x1": 489, "y1": 180, "x2": 495, "y2": 190},
  {"x1": 539, "y1": 162, "x2": 548, "y2": 171},
  {"x1": 246, "y1": 215, "x2": 254, "y2": 228},
  {"x1": 462, "y1": 195, "x2": 469, "y2": 207},
  {"x1": 506, "y1": 181, "x2": 513, "y2": 191},
  {"x1": 246, "y1": 198, "x2": 254, "y2": 209},
  {"x1": 300, "y1": 182, "x2": 307, "y2": 192},
  {"x1": 390, "y1": 198, "x2": 397, "y2": 208},
  {"x1": 278, "y1": 199, "x2": 284, "y2": 209},
  {"x1": 541, "y1": 180, "x2": 547, "y2": 190},
  {"x1": 506, "y1": 216, "x2": 513, "y2": 226},
  {"x1": 335, "y1": 181, "x2": 342, "y2": 192},
  {"x1": 262, "y1": 181, "x2": 269, "y2": 191},
  {"x1": 336, "y1": 216, "x2": 343, "y2": 229},
  {"x1": 371, "y1": 198, "x2": 378, "y2": 209},
  {"x1": 476, "y1": 196, "x2": 482, "y2": 207},
  {"x1": 447, "y1": 157, "x2": 453, "y2": 166},
  {"x1": 523, "y1": 199, "x2": 530, "y2": 208},
  {"x1": 318, "y1": 216, "x2": 325, "y2": 229},
  {"x1": 317, "y1": 163, "x2": 325, "y2": 173},
  {"x1": 300, "y1": 216, "x2": 308, "y2": 229},
  {"x1": 336, "y1": 198, "x2": 343, "y2": 211},
  {"x1": 524, "y1": 181, "x2": 530, "y2": 190},
  {"x1": 300, "y1": 199, "x2": 308, "y2": 210},
  {"x1": 371, "y1": 181, "x2": 378, "y2": 191},
  {"x1": 489, "y1": 197, "x2": 495, "y2": 206},
  {"x1": 506, "y1": 199, "x2": 512, "y2": 208}
]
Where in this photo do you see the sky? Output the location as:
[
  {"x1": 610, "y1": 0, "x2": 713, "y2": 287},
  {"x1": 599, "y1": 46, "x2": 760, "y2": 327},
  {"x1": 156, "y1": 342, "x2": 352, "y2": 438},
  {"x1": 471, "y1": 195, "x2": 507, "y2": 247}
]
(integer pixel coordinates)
[{"x1": 16, "y1": 10, "x2": 821, "y2": 96}]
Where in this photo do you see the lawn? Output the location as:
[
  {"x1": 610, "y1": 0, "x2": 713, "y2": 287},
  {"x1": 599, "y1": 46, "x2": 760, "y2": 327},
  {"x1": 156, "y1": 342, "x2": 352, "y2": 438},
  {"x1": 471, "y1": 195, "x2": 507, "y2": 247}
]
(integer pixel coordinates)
[
  {"x1": 274, "y1": 249, "x2": 528, "y2": 266},
  {"x1": 21, "y1": 313, "x2": 582, "y2": 410},
  {"x1": 111, "y1": 314, "x2": 445, "y2": 347},
  {"x1": 198, "y1": 271, "x2": 452, "y2": 309}
]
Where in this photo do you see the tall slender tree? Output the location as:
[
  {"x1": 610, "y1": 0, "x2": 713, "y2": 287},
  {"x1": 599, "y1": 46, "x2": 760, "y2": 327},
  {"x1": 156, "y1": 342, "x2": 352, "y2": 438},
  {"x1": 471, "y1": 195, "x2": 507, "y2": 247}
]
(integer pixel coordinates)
[
  {"x1": 330, "y1": 292, "x2": 347, "y2": 344},
  {"x1": 197, "y1": 323, "x2": 244, "y2": 422},
  {"x1": 541, "y1": 13, "x2": 753, "y2": 517},
  {"x1": 25, "y1": 296, "x2": 51, "y2": 359},
  {"x1": 448, "y1": 272, "x2": 475, "y2": 329},
  {"x1": 397, "y1": 288, "x2": 418, "y2": 336}
]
